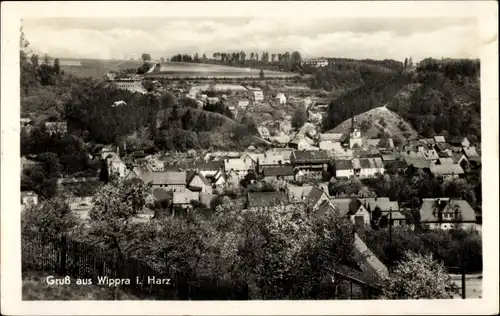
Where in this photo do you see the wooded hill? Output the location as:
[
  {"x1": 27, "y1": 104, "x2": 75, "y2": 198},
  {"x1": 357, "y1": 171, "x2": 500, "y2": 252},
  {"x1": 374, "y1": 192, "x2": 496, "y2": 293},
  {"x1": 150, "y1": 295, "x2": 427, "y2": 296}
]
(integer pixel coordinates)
[{"x1": 322, "y1": 58, "x2": 481, "y2": 143}]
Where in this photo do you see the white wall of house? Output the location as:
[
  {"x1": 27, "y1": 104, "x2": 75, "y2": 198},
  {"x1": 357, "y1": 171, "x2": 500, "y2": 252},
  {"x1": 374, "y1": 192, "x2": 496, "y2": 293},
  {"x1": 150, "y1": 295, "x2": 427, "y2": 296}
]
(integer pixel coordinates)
[
  {"x1": 359, "y1": 167, "x2": 384, "y2": 178},
  {"x1": 109, "y1": 160, "x2": 127, "y2": 178},
  {"x1": 350, "y1": 205, "x2": 370, "y2": 226},
  {"x1": 154, "y1": 184, "x2": 186, "y2": 192},
  {"x1": 425, "y1": 222, "x2": 478, "y2": 231},
  {"x1": 336, "y1": 169, "x2": 354, "y2": 178}
]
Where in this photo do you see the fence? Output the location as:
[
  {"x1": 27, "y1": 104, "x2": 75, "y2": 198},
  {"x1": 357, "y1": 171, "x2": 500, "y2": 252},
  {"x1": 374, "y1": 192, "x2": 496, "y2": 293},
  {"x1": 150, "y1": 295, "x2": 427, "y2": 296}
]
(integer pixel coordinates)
[
  {"x1": 22, "y1": 233, "x2": 251, "y2": 300},
  {"x1": 22, "y1": 232, "x2": 380, "y2": 300}
]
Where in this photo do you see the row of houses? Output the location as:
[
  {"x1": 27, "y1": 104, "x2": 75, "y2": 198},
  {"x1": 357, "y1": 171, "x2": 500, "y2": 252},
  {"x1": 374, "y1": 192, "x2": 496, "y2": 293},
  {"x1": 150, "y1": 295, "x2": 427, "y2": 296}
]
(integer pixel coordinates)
[{"x1": 244, "y1": 187, "x2": 479, "y2": 231}]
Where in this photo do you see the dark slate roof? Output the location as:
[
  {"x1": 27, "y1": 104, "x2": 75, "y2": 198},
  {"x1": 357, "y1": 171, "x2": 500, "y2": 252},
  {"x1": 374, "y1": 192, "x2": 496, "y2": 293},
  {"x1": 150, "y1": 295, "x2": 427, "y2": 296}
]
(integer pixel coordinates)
[
  {"x1": 292, "y1": 150, "x2": 330, "y2": 164},
  {"x1": 435, "y1": 142, "x2": 452, "y2": 151},
  {"x1": 330, "y1": 198, "x2": 361, "y2": 216},
  {"x1": 383, "y1": 159, "x2": 408, "y2": 170},
  {"x1": 448, "y1": 136, "x2": 467, "y2": 145},
  {"x1": 262, "y1": 165, "x2": 295, "y2": 177},
  {"x1": 360, "y1": 197, "x2": 400, "y2": 212},
  {"x1": 247, "y1": 191, "x2": 289, "y2": 209},
  {"x1": 152, "y1": 188, "x2": 170, "y2": 201},
  {"x1": 335, "y1": 159, "x2": 353, "y2": 170}
]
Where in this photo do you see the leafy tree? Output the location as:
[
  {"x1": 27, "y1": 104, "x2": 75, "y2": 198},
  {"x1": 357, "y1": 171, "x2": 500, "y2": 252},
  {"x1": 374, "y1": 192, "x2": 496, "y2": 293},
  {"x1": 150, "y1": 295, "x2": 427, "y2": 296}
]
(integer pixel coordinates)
[
  {"x1": 53, "y1": 58, "x2": 61, "y2": 75},
  {"x1": 22, "y1": 198, "x2": 78, "y2": 237},
  {"x1": 382, "y1": 251, "x2": 459, "y2": 299},
  {"x1": 182, "y1": 109, "x2": 192, "y2": 130},
  {"x1": 292, "y1": 107, "x2": 307, "y2": 129},
  {"x1": 137, "y1": 63, "x2": 151, "y2": 75},
  {"x1": 141, "y1": 53, "x2": 151, "y2": 61},
  {"x1": 85, "y1": 179, "x2": 153, "y2": 258},
  {"x1": 259, "y1": 69, "x2": 265, "y2": 79}
]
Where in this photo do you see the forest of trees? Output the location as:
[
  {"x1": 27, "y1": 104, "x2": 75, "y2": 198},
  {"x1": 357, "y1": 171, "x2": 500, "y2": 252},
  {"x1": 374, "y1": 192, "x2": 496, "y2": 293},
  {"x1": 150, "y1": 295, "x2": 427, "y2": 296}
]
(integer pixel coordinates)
[
  {"x1": 323, "y1": 71, "x2": 412, "y2": 130},
  {"x1": 388, "y1": 59, "x2": 481, "y2": 143}
]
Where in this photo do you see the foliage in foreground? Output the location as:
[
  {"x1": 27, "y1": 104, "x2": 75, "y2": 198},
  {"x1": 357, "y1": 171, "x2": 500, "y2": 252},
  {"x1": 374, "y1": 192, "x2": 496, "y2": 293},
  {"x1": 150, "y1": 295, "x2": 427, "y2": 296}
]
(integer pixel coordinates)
[{"x1": 382, "y1": 251, "x2": 459, "y2": 299}]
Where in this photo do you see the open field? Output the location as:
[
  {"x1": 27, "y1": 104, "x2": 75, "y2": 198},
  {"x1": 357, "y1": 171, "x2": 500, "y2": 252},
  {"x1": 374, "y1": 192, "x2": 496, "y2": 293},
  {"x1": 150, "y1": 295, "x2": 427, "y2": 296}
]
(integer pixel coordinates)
[{"x1": 54, "y1": 58, "x2": 297, "y2": 79}]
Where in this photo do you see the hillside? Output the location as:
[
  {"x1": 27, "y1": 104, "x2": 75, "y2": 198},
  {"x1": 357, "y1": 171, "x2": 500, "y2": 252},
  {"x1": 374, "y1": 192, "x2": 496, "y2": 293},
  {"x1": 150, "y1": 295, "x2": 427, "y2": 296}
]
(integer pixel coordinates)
[
  {"x1": 329, "y1": 106, "x2": 419, "y2": 142},
  {"x1": 53, "y1": 58, "x2": 296, "y2": 79},
  {"x1": 387, "y1": 58, "x2": 481, "y2": 143}
]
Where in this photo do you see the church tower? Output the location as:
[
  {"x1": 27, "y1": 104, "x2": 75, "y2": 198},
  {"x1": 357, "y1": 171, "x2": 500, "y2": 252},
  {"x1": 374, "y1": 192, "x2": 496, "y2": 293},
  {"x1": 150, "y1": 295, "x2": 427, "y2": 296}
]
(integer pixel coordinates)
[{"x1": 349, "y1": 116, "x2": 363, "y2": 149}]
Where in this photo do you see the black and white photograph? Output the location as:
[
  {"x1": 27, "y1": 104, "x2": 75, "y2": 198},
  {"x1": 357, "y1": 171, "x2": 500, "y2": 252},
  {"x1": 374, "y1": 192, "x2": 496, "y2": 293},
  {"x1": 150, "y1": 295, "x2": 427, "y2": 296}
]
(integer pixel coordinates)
[{"x1": 1, "y1": 1, "x2": 498, "y2": 315}]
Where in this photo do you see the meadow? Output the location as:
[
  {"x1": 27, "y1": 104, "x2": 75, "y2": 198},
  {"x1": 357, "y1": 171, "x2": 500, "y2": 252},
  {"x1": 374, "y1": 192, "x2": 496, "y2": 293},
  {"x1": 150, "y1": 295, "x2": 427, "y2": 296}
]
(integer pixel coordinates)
[{"x1": 56, "y1": 58, "x2": 297, "y2": 79}]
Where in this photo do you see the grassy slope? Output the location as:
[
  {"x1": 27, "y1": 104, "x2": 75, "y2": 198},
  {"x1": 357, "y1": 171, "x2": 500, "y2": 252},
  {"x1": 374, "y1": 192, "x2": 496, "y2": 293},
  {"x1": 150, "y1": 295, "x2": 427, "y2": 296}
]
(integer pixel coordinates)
[{"x1": 22, "y1": 271, "x2": 141, "y2": 300}]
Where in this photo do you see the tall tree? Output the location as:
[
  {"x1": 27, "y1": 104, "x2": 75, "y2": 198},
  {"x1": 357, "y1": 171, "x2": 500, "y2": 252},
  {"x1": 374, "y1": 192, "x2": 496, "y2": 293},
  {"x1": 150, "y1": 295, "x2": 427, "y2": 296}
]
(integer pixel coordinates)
[
  {"x1": 291, "y1": 51, "x2": 302, "y2": 71},
  {"x1": 182, "y1": 109, "x2": 192, "y2": 130},
  {"x1": 141, "y1": 53, "x2": 152, "y2": 61},
  {"x1": 271, "y1": 53, "x2": 276, "y2": 63}
]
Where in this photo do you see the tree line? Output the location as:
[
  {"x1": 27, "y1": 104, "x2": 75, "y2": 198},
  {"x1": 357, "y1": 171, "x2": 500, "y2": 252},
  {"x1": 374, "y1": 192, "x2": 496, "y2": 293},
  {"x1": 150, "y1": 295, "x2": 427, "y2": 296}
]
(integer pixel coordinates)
[{"x1": 166, "y1": 51, "x2": 303, "y2": 72}]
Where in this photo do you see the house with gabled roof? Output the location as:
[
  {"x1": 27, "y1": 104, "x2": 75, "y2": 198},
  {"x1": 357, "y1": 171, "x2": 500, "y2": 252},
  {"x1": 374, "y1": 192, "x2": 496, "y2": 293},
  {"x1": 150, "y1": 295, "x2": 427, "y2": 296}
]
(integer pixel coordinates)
[
  {"x1": 334, "y1": 160, "x2": 354, "y2": 179},
  {"x1": 176, "y1": 159, "x2": 224, "y2": 178},
  {"x1": 462, "y1": 146, "x2": 481, "y2": 167},
  {"x1": 261, "y1": 165, "x2": 295, "y2": 182},
  {"x1": 352, "y1": 158, "x2": 384, "y2": 178},
  {"x1": 286, "y1": 185, "x2": 333, "y2": 212},
  {"x1": 256, "y1": 152, "x2": 286, "y2": 171},
  {"x1": 430, "y1": 162, "x2": 464, "y2": 179},
  {"x1": 289, "y1": 135, "x2": 316, "y2": 151},
  {"x1": 141, "y1": 171, "x2": 187, "y2": 191},
  {"x1": 433, "y1": 135, "x2": 446, "y2": 143},
  {"x1": 172, "y1": 190, "x2": 200, "y2": 210},
  {"x1": 265, "y1": 148, "x2": 293, "y2": 164},
  {"x1": 291, "y1": 150, "x2": 329, "y2": 178},
  {"x1": 331, "y1": 198, "x2": 371, "y2": 227},
  {"x1": 187, "y1": 171, "x2": 212, "y2": 193},
  {"x1": 448, "y1": 136, "x2": 471, "y2": 148},
  {"x1": 224, "y1": 158, "x2": 254, "y2": 179},
  {"x1": 419, "y1": 198, "x2": 478, "y2": 231}
]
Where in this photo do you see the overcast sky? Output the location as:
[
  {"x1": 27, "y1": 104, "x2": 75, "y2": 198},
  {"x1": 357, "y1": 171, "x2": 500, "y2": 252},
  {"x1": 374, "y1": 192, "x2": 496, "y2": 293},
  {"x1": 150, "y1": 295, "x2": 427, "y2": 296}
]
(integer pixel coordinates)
[{"x1": 22, "y1": 17, "x2": 480, "y2": 62}]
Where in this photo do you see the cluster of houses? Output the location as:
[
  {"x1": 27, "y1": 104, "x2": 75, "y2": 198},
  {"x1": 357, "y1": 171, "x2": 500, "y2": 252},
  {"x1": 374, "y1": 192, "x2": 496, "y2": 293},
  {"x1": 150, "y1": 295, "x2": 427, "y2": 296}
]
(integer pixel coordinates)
[
  {"x1": 263, "y1": 119, "x2": 481, "y2": 181},
  {"x1": 20, "y1": 108, "x2": 481, "y2": 232}
]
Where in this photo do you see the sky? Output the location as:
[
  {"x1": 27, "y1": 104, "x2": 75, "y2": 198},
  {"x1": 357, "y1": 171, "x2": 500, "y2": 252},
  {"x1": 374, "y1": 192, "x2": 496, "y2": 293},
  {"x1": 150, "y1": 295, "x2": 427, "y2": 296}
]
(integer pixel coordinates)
[{"x1": 22, "y1": 17, "x2": 480, "y2": 62}]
